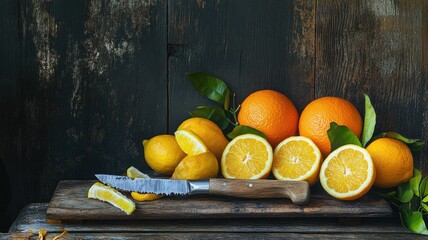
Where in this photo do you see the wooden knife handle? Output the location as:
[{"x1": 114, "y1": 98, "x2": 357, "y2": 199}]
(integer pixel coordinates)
[{"x1": 208, "y1": 179, "x2": 310, "y2": 205}]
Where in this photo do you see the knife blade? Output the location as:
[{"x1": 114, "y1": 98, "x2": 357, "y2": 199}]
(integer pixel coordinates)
[{"x1": 95, "y1": 174, "x2": 310, "y2": 205}]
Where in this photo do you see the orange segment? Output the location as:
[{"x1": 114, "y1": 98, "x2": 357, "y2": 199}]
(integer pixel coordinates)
[
  {"x1": 319, "y1": 145, "x2": 375, "y2": 200},
  {"x1": 221, "y1": 134, "x2": 273, "y2": 179},
  {"x1": 272, "y1": 136, "x2": 322, "y2": 185}
]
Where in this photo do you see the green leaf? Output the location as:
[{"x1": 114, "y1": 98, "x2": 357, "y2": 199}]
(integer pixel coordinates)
[
  {"x1": 375, "y1": 132, "x2": 424, "y2": 152},
  {"x1": 190, "y1": 106, "x2": 229, "y2": 130},
  {"x1": 185, "y1": 72, "x2": 231, "y2": 109},
  {"x1": 361, "y1": 94, "x2": 376, "y2": 147},
  {"x1": 400, "y1": 210, "x2": 428, "y2": 235},
  {"x1": 397, "y1": 181, "x2": 414, "y2": 203},
  {"x1": 410, "y1": 169, "x2": 422, "y2": 197},
  {"x1": 227, "y1": 125, "x2": 267, "y2": 140},
  {"x1": 420, "y1": 177, "x2": 428, "y2": 198},
  {"x1": 421, "y1": 202, "x2": 428, "y2": 212},
  {"x1": 327, "y1": 122, "x2": 362, "y2": 152},
  {"x1": 422, "y1": 195, "x2": 428, "y2": 203}
]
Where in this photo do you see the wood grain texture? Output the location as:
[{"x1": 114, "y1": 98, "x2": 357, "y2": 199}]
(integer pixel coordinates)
[
  {"x1": 12, "y1": 203, "x2": 405, "y2": 234},
  {"x1": 208, "y1": 178, "x2": 309, "y2": 205},
  {"x1": 168, "y1": 0, "x2": 315, "y2": 131},
  {"x1": 46, "y1": 181, "x2": 391, "y2": 220},
  {"x1": 6, "y1": 203, "x2": 416, "y2": 239},
  {"x1": 0, "y1": 0, "x2": 167, "y2": 230},
  {"x1": 316, "y1": 0, "x2": 428, "y2": 171}
]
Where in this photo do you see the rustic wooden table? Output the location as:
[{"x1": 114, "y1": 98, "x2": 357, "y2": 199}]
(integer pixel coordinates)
[{"x1": 1, "y1": 203, "x2": 426, "y2": 239}]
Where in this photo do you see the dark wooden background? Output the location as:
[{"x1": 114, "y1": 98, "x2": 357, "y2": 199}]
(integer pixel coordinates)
[{"x1": 0, "y1": 0, "x2": 426, "y2": 231}]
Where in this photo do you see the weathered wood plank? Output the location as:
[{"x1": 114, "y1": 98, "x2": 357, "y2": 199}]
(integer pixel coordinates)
[
  {"x1": 1, "y1": 0, "x2": 167, "y2": 231},
  {"x1": 168, "y1": 0, "x2": 315, "y2": 131},
  {"x1": 316, "y1": 0, "x2": 428, "y2": 171},
  {"x1": 10, "y1": 203, "x2": 404, "y2": 234},
  {"x1": 3, "y1": 232, "x2": 425, "y2": 240},
  {"x1": 45, "y1": 181, "x2": 391, "y2": 220},
  {"x1": 0, "y1": 0, "x2": 20, "y2": 233}
]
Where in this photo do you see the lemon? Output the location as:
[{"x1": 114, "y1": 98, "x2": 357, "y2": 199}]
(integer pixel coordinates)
[
  {"x1": 174, "y1": 129, "x2": 209, "y2": 156},
  {"x1": 125, "y1": 166, "x2": 163, "y2": 202},
  {"x1": 172, "y1": 152, "x2": 219, "y2": 180},
  {"x1": 177, "y1": 117, "x2": 229, "y2": 160},
  {"x1": 143, "y1": 135, "x2": 186, "y2": 175},
  {"x1": 126, "y1": 166, "x2": 150, "y2": 179},
  {"x1": 88, "y1": 182, "x2": 136, "y2": 215}
]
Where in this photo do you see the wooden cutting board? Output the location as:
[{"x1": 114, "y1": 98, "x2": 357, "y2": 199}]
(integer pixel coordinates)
[{"x1": 46, "y1": 180, "x2": 393, "y2": 221}]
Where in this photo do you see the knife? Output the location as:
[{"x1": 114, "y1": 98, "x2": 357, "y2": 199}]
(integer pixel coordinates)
[{"x1": 95, "y1": 174, "x2": 310, "y2": 205}]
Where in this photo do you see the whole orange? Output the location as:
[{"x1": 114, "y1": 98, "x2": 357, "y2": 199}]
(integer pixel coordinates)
[
  {"x1": 237, "y1": 90, "x2": 299, "y2": 147},
  {"x1": 298, "y1": 97, "x2": 363, "y2": 157},
  {"x1": 366, "y1": 138, "x2": 413, "y2": 189}
]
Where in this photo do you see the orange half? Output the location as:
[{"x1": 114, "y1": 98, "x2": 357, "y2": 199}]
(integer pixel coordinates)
[
  {"x1": 221, "y1": 134, "x2": 273, "y2": 179},
  {"x1": 319, "y1": 144, "x2": 375, "y2": 200},
  {"x1": 272, "y1": 136, "x2": 322, "y2": 185}
]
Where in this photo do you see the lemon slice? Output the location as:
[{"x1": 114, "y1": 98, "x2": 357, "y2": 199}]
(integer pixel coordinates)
[
  {"x1": 221, "y1": 134, "x2": 273, "y2": 179},
  {"x1": 126, "y1": 166, "x2": 163, "y2": 201},
  {"x1": 175, "y1": 129, "x2": 208, "y2": 155},
  {"x1": 88, "y1": 182, "x2": 136, "y2": 215},
  {"x1": 272, "y1": 136, "x2": 322, "y2": 185},
  {"x1": 319, "y1": 144, "x2": 375, "y2": 200},
  {"x1": 126, "y1": 166, "x2": 150, "y2": 179}
]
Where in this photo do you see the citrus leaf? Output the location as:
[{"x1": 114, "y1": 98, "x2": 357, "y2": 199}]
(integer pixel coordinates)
[
  {"x1": 185, "y1": 72, "x2": 231, "y2": 109},
  {"x1": 400, "y1": 210, "x2": 428, "y2": 235},
  {"x1": 421, "y1": 177, "x2": 428, "y2": 198},
  {"x1": 227, "y1": 125, "x2": 267, "y2": 140},
  {"x1": 375, "y1": 132, "x2": 424, "y2": 152},
  {"x1": 327, "y1": 122, "x2": 362, "y2": 152},
  {"x1": 190, "y1": 106, "x2": 229, "y2": 130},
  {"x1": 410, "y1": 169, "x2": 422, "y2": 197},
  {"x1": 423, "y1": 196, "x2": 428, "y2": 203},
  {"x1": 361, "y1": 94, "x2": 376, "y2": 147},
  {"x1": 397, "y1": 181, "x2": 414, "y2": 203},
  {"x1": 422, "y1": 202, "x2": 428, "y2": 212}
]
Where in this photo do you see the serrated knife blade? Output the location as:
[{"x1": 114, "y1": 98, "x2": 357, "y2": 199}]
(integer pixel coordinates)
[{"x1": 95, "y1": 174, "x2": 310, "y2": 205}]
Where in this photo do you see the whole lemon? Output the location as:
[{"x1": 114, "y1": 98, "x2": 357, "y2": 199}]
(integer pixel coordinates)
[
  {"x1": 143, "y1": 135, "x2": 186, "y2": 175},
  {"x1": 366, "y1": 138, "x2": 413, "y2": 189},
  {"x1": 177, "y1": 117, "x2": 229, "y2": 161},
  {"x1": 172, "y1": 152, "x2": 219, "y2": 180}
]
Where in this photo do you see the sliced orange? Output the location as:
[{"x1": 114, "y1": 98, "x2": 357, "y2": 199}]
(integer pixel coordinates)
[
  {"x1": 88, "y1": 182, "x2": 136, "y2": 215},
  {"x1": 126, "y1": 166, "x2": 162, "y2": 202},
  {"x1": 175, "y1": 129, "x2": 209, "y2": 156},
  {"x1": 272, "y1": 136, "x2": 322, "y2": 185},
  {"x1": 221, "y1": 134, "x2": 273, "y2": 179},
  {"x1": 319, "y1": 144, "x2": 376, "y2": 200}
]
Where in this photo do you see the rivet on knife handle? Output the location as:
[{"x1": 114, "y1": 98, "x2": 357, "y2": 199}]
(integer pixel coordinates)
[{"x1": 208, "y1": 179, "x2": 310, "y2": 205}]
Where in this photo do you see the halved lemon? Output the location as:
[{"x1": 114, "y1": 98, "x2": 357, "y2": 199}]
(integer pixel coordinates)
[
  {"x1": 272, "y1": 136, "x2": 322, "y2": 185},
  {"x1": 175, "y1": 129, "x2": 209, "y2": 155},
  {"x1": 221, "y1": 134, "x2": 273, "y2": 179},
  {"x1": 88, "y1": 182, "x2": 136, "y2": 215},
  {"x1": 319, "y1": 144, "x2": 376, "y2": 200},
  {"x1": 126, "y1": 166, "x2": 163, "y2": 201}
]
